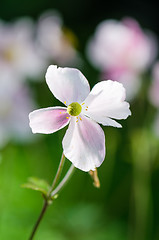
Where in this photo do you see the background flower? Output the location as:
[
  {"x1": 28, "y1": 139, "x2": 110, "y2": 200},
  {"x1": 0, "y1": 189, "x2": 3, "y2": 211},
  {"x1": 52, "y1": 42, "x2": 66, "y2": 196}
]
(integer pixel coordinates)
[
  {"x1": 36, "y1": 11, "x2": 80, "y2": 67},
  {"x1": 86, "y1": 18, "x2": 158, "y2": 100},
  {"x1": 0, "y1": 18, "x2": 46, "y2": 81},
  {"x1": 0, "y1": 67, "x2": 36, "y2": 148},
  {"x1": 0, "y1": 18, "x2": 44, "y2": 148},
  {"x1": 149, "y1": 61, "x2": 159, "y2": 107}
]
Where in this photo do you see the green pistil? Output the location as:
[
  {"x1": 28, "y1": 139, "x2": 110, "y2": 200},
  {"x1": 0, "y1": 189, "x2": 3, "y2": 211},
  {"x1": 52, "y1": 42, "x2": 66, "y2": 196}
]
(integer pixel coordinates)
[{"x1": 67, "y1": 102, "x2": 82, "y2": 116}]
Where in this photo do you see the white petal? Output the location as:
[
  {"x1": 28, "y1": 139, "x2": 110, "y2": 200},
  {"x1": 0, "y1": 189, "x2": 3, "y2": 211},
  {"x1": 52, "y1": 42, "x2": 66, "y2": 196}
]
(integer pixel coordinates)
[
  {"x1": 29, "y1": 107, "x2": 70, "y2": 134},
  {"x1": 83, "y1": 80, "x2": 131, "y2": 127},
  {"x1": 45, "y1": 65, "x2": 90, "y2": 105},
  {"x1": 62, "y1": 115, "x2": 105, "y2": 172}
]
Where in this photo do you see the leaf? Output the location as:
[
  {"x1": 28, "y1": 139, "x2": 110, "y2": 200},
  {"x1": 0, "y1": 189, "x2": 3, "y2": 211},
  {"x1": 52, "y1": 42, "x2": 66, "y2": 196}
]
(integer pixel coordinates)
[{"x1": 21, "y1": 177, "x2": 51, "y2": 196}]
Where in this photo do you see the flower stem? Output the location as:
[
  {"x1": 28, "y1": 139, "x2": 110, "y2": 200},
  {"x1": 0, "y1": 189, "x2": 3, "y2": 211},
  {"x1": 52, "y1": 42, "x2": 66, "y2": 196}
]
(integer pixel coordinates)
[
  {"x1": 28, "y1": 153, "x2": 74, "y2": 240},
  {"x1": 51, "y1": 164, "x2": 75, "y2": 197},
  {"x1": 48, "y1": 153, "x2": 66, "y2": 196},
  {"x1": 29, "y1": 199, "x2": 48, "y2": 240}
]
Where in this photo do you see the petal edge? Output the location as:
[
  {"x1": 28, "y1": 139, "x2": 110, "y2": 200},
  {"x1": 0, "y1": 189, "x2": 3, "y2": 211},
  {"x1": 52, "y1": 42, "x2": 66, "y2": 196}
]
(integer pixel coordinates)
[
  {"x1": 29, "y1": 106, "x2": 70, "y2": 134},
  {"x1": 62, "y1": 115, "x2": 105, "y2": 172},
  {"x1": 45, "y1": 65, "x2": 90, "y2": 105}
]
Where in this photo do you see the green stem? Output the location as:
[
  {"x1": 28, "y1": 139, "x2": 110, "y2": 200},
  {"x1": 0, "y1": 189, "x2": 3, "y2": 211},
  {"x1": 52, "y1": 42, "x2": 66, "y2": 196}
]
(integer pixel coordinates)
[
  {"x1": 29, "y1": 199, "x2": 48, "y2": 240},
  {"x1": 48, "y1": 153, "x2": 66, "y2": 196},
  {"x1": 51, "y1": 164, "x2": 75, "y2": 197},
  {"x1": 28, "y1": 153, "x2": 74, "y2": 240}
]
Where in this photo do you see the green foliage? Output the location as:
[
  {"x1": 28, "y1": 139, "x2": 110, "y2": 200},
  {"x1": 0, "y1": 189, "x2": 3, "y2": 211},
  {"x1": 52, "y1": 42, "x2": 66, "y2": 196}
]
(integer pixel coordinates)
[{"x1": 22, "y1": 177, "x2": 51, "y2": 196}]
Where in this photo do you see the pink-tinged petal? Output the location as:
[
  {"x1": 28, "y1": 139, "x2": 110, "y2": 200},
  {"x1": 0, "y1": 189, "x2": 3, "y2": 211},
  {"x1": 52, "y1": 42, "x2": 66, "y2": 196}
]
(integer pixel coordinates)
[
  {"x1": 104, "y1": 69, "x2": 142, "y2": 101},
  {"x1": 62, "y1": 115, "x2": 105, "y2": 172},
  {"x1": 83, "y1": 80, "x2": 131, "y2": 127},
  {"x1": 45, "y1": 65, "x2": 90, "y2": 105},
  {"x1": 29, "y1": 107, "x2": 70, "y2": 134}
]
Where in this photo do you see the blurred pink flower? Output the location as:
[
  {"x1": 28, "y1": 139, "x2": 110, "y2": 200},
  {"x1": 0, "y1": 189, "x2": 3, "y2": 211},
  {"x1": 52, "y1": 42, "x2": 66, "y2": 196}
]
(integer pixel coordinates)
[
  {"x1": 36, "y1": 11, "x2": 80, "y2": 66},
  {"x1": 0, "y1": 18, "x2": 45, "y2": 147},
  {"x1": 0, "y1": 67, "x2": 36, "y2": 148},
  {"x1": 149, "y1": 62, "x2": 159, "y2": 107},
  {"x1": 29, "y1": 65, "x2": 131, "y2": 171},
  {"x1": 0, "y1": 18, "x2": 46, "y2": 81},
  {"x1": 87, "y1": 18, "x2": 157, "y2": 100}
]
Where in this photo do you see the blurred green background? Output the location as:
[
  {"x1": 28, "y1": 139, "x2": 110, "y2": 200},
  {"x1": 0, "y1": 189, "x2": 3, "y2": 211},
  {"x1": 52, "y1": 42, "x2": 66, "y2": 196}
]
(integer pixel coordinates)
[{"x1": 0, "y1": 0, "x2": 159, "y2": 240}]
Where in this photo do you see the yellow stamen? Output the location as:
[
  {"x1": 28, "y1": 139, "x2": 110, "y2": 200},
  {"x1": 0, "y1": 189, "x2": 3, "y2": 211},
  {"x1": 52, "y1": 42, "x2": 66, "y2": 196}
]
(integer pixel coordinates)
[
  {"x1": 81, "y1": 103, "x2": 85, "y2": 105},
  {"x1": 60, "y1": 112, "x2": 62, "y2": 114},
  {"x1": 66, "y1": 117, "x2": 69, "y2": 119},
  {"x1": 64, "y1": 101, "x2": 66, "y2": 105},
  {"x1": 79, "y1": 117, "x2": 82, "y2": 121}
]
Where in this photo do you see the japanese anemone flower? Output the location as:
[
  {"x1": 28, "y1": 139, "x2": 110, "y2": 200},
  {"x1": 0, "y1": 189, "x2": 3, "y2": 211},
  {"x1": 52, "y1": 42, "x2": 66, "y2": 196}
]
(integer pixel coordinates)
[{"x1": 29, "y1": 65, "x2": 131, "y2": 171}]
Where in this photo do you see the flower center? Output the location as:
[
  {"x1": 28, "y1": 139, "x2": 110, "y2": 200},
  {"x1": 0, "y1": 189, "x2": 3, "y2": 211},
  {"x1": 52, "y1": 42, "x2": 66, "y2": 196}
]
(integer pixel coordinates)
[{"x1": 67, "y1": 102, "x2": 82, "y2": 116}]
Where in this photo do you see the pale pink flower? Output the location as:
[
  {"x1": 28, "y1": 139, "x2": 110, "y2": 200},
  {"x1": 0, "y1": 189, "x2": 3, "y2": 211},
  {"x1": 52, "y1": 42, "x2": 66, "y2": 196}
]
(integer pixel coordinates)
[
  {"x1": 0, "y1": 67, "x2": 36, "y2": 148},
  {"x1": 149, "y1": 62, "x2": 159, "y2": 107},
  {"x1": 36, "y1": 11, "x2": 79, "y2": 66},
  {"x1": 0, "y1": 18, "x2": 46, "y2": 81},
  {"x1": 86, "y1": 18, "x2": 157, "y2": 100},
  {"x1": 29, "y1": 65, "x2": 131, "y2": 171}
]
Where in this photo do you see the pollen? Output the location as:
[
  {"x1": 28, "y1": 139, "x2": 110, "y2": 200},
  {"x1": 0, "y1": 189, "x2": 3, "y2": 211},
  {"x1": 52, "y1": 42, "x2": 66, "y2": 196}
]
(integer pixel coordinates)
[
  {"x1": 67, "y1": 102, "x2": 82, "y2": 116},
  {"x1": 64, "y1": 101, "x2": 66, "y2": 105}
]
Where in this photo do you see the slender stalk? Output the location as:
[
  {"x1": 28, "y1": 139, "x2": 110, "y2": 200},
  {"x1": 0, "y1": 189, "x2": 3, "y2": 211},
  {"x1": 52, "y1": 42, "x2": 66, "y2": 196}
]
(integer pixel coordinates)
[
  {"x1": 51, "y1": 164, "x2": 75, "y2": 197},
  {"x1": 28, "y1": 153, "x2": 74, "y2": 240},
  {"x1": 29, "y1": 200, "x2": 48, "y2": 240},
  {"x1": 48, "y1": 153, "x2": 66, "y2": 196}
]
